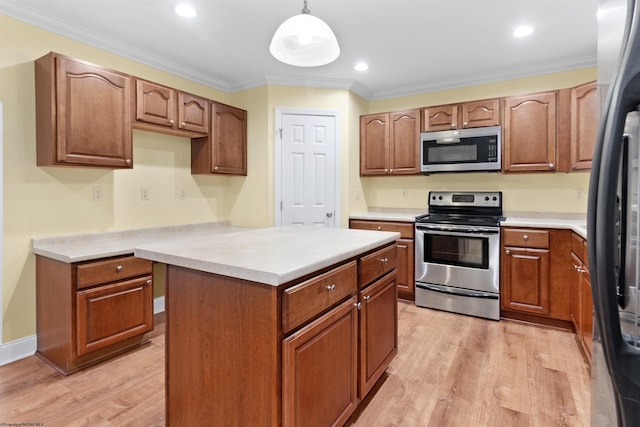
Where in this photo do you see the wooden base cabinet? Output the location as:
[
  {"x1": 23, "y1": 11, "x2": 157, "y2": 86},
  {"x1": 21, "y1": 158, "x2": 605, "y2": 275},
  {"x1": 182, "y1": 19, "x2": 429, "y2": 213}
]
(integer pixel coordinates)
[
  {"x1": 349, "y1": 219, "x2": 415, "y2": 300},
  {"x1": 283, "y1": 297, "x2": 359, "y2": 427},
  {"x1": 570, "y1": 233, "x2": 593, "y2": 360},
  {"x1": 500, "y1": 227, "x2": 573, "y2": 329},
  {"x1": 35, "y1": 255, "x2": 153, "y2": 375},
  {"x1": 165, "y1": 242, "x2": 398, "y2": 426}
]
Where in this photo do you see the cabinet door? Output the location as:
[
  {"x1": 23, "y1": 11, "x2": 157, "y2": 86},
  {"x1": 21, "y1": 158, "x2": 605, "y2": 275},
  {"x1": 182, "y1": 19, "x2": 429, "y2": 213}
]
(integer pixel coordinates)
[
  {"x1": 389, "y1": 110, "x2": 420, "y2": 174},
  {"x1": 76, "y1": 276, "x2": 153, "y2": 356},
  {"x1": 48, "y1": 55, "x2": 133, "y2": 168},
  {"x1": 282, "y1": 297, "x2": 358, "y2": 427},
  {"x1": 581, "y1": 271, "x2": 593, "y2": 359},
  {"x1": 178, "y1": 92, "x2": 209, "y2": 134},
  {"x1": 210, "y1": 102, "x2": 247, "y2": 175},
  {"x1": 360, "y1": 113, "x2": 390, "y2": 175},
  {"x1": 503, "y1": 91, "x2": 557, "y2": 172},
  {"x1": 570, "y1": 81, "x2": 597, "y2": 170},
  {"x1": 396, "y1": 238, "x2": 414, "y2": 300},
  {"x1": 461, "y1": 99, "x2": 501, "y2": 128},
  {"x1": 359, "y1": 272, "x2": 398, "y2": 398},
  {"x1": 422, "y1": 104, "x2": 458, "y2": 131},
  {"x1": 501, "y1": 247, "x2": 550, "y2": 315},
  {"x1": 569, "y1": 252, "x2": 582, "y2": 333},
  {"x1": 135, "y1": 80, "x2": 176, "y2": 128}
]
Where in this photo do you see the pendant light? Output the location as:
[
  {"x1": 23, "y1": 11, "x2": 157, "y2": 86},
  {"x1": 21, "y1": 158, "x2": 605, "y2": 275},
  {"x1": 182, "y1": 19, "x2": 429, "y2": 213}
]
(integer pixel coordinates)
[{"x1": 269, "y1": 0, "x2": 340, "y2": 67}]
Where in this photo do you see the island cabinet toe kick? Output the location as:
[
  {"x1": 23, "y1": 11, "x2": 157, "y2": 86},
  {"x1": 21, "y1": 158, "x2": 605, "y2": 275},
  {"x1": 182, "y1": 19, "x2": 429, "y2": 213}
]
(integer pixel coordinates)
[{"x1": 164, "y1": 241, "x2": 399, "y2": 427}]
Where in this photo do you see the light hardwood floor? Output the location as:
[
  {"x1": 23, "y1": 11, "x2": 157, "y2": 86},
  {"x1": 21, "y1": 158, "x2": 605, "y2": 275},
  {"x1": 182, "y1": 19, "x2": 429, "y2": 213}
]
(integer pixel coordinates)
[{"x1": 0, "y1": 301, "x2": 591, "y2": 426}]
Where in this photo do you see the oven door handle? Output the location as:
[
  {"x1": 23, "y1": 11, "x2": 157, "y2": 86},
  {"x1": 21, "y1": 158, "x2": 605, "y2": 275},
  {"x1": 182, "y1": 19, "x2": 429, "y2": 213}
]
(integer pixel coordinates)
[
  {"x1": 417, "y1": 283, "x2": 499, "y2": 300},
  {"x1": 415, "y1": 224, "x2": 500, "y2": 235}
]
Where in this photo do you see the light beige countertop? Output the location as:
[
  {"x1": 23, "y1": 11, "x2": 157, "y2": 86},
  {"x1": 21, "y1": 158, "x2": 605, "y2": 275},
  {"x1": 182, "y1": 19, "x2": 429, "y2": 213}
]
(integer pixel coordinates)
[
  {"x1": 31, "y1": 221, "x2": 246, "y2": 263},
  {"x1": 134, "y1": 226, "x2": 400, "y2": 286},
  {"x1": 349, "y1": 210, "x2": 588, "y2": 239},
  {"x1": 502, "y1": 215, "x2": 587, "y2": 239},
  {"x1": 349, "y1": 208, "x2": 426, "y2": 223}
]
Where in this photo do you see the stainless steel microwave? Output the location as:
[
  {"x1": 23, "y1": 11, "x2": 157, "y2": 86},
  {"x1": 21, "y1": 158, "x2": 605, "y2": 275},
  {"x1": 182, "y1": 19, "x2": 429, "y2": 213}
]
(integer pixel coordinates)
[{"x1": 420, "y1": 125, "x2": 501, "y2": 173}]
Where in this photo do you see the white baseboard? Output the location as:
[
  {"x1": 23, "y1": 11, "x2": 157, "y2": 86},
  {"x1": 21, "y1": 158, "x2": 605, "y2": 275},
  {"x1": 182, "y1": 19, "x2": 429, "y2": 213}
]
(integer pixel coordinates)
[{"x1": 0, "y1": 296, "x2": 166, "y2": 367}]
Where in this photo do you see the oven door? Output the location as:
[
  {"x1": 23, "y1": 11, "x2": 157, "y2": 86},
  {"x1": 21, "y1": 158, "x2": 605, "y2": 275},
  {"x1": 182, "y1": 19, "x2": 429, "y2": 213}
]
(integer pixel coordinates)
[{"x1": 415, "y1": 223, "x2": 500, "y2": 294}]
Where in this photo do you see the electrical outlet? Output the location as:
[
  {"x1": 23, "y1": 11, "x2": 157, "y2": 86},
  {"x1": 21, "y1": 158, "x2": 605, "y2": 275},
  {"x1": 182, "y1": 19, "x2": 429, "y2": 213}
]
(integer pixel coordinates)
[
  {"x1": 92, "y1": 186, "x2": 103, "y2": 201},
  {"x1": 141, "y1": 188, "x2": 150, "y2": 201},
  {"x1": 402, "y1": 189, "x2": 408, "y2": 199}
]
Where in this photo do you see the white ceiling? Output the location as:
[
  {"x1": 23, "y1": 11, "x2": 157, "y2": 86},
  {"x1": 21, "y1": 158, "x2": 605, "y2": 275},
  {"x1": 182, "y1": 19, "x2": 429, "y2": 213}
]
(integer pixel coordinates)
[{"x1": 1, "y1": 0, "x2": 598, "y2": 100}]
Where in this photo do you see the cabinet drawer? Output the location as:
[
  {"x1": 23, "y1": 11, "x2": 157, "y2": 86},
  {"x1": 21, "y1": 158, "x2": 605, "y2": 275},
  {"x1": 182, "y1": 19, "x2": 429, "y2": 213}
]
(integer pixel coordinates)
[
  {"x1": 571, "y1": 232, "x2": 587, "y2": 263},
  {"x1": 76, "y1": 256, "x2": 152, "y2": 290},
  {"x1": 358, "y1": 244, "x2": 397, "y2": 287},
  {"x1": 283, "y1": 261, "x2": 357, "y2": 333},
  {"x1": 349, "y1": 220, "x2": 414, "y2": 239},
  {"x1": 502, "y1": 228, "x2": 549, "y2": 249},
  {"x1": 76, "y1": 275, "x2": 153, "y2": 356}
]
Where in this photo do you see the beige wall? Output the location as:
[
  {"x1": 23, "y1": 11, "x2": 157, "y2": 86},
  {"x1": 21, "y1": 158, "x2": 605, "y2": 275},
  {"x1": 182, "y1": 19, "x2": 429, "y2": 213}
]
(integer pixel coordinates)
[{"x1": 0, "y1": 12, "x2": 596, "y2": 346}]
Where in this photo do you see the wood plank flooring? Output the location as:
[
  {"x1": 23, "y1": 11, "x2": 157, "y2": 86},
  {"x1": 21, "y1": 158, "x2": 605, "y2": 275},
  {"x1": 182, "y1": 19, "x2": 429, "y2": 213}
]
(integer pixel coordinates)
[{"x1": 0, "y1": 302, "x2": 590, "y2": 426}]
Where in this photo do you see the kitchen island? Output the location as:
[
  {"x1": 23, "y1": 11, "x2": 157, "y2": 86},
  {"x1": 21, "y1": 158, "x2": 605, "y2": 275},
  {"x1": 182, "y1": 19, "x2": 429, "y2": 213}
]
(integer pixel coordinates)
[{"x1": 134, "y1": 226, "x2": 400, "y2": 427}]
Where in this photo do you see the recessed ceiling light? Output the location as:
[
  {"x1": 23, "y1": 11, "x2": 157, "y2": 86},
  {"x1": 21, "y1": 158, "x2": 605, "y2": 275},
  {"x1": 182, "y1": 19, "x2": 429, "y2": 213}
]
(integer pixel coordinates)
[
  {"x1": 174, "y1": 3, "x2": 196, "y2": 18},
  {"x1": 354, "y1": 62, "x2": 369, "y2": 71},
  {"x1": 513, "y1": 25, "x2": 533, "y2": 38}
]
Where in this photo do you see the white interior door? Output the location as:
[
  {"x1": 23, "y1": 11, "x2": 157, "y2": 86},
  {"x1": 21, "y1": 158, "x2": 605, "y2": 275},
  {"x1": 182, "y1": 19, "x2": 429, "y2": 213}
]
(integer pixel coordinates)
[{"x1": 276, "y1": 110, "x2": 339, "y2": 227}]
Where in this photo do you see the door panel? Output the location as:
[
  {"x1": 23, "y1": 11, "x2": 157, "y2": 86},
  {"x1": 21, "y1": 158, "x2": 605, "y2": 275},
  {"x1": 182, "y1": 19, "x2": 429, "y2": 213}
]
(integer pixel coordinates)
[{"x1": 280, "y1": 113, "x2": 336, "y2": 227}]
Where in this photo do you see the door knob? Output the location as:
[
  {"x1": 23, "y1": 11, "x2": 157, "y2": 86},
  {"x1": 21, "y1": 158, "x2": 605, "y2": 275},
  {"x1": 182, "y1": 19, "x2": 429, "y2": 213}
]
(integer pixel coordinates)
[{"x1": 326, "y1": 212, "x2": 333, "y2": 218}]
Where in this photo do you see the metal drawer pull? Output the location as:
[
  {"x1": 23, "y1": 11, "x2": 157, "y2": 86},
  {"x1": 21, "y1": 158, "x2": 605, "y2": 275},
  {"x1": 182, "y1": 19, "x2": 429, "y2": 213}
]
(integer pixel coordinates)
[
  {"x1": 523, "y1": 235, "x2": 529, "y2": 241},
  {"x1": 505, "y1": 249, "x2": 511, "y2": 255},
  {"x1": 147, "y1": 279, "x2": 153, "y2": 285},
  {"x1": 326, "y1": 284, "x2": 336, "y2": 292},
  {"x1": 363, "y1": 295, "x2": 371, "y2": 302},
  {"x1": 116, "y1": 265, "x2": 123, "y2": 272},
  {"x1": 377, "y1": 226, "x2": 382, "y2": 230},
  {"x1": 380, "y1": 257, "x2": 388, "y2": 263},
  {"x1": 354, "y1": 302, "x2": 361, "y2": 310}
]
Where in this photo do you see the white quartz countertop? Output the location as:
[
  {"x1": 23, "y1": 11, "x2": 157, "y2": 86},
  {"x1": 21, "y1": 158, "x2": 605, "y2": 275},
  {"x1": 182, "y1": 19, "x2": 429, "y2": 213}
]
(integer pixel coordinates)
[
  {"x1": 134, "y1": 226, "x2": 400, "y2": 286},
  {"x1": 32, "y1": 221, "x2": 247, "y2": 263}
]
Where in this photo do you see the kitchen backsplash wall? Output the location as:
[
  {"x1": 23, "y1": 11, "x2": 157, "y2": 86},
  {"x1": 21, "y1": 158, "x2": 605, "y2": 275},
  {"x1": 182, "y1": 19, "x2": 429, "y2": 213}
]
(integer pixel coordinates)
[{"x1": 360, "y1": 172, "x2": 589, "y2": 213}]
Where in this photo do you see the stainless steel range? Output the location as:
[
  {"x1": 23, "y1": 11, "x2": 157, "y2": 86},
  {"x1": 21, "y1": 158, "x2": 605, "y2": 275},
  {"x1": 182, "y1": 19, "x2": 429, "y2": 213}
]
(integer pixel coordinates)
[{"x1": 414, "y1": 191, "x2": 503, "y2": 320}]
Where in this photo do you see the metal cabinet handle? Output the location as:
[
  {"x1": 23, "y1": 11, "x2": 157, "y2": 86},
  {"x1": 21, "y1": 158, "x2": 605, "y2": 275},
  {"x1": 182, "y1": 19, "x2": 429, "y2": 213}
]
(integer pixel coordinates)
[
  {"x1": 390, "y1": 169, "x2": 394, "y2": 173},
  {"x1": 523, "y1": 235, "x2": 529, "y2": 241},
  {"x1": 126, "y1": 159, "x2": 131, "y2": 165},
  {"x1": 549, "y1": 163, "x2": 555, "y2": 169},
  {"x1": 463, "y1": 122, "x2": 468, "y2": 127},
  {"x1": 380, "y1": 257, "x2": 388, "y2": 263},
  {"x1": 214, "y1": 166, "x2": 219, "y2": 171},
  {"x1": 505, "y1": 249, "x2": 511, "y2": 255},
  {"x1": 116, "y1": 265, "x2": 123, "y2": 272},
  {"x1": 326, "y1": 284, "x2": 336, "y2": 292},
  {"x1": 363, "y1": 295, "x2": 371, "y2": 302},
  {"x1": 147, "y1": 279, "x2": 153, "y2": 285},
  {"x1": 377, "y1": 226, "x2": 382, "y2": 230},
  {"x1": 181, "y1": 121, "x2": 186, "y2": 126},
  {"x1": 354, "y1": 302, "x2": 361, "y2": 310},
  {"x1": 169, "y1": 119, "x2": 174, "y2": 125}
]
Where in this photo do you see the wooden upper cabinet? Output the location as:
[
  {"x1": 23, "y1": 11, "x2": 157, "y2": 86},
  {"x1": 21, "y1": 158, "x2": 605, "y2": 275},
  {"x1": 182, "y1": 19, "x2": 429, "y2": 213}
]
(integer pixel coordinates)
[
  {"x1": 35, "y1": 52, "x2": 133, "y2": 168},
  {"x1": 461, "y1": 98, "x2": 501, "y2": 128},
  {"x1": 422, "y1": 99, "x2": 500, "y2": 131},
  {"x1": 191, "y1": 101, "x2": 247, "y2": 175},
  {"x1": 422, "y1": 104, "x2": 458, "y2": 131},
  {"x1": 389, "y1": 110, "x2": 420, "y2": 174},
  {"x1": 360, "y1": 113, "x2": 389, "y2": 175},
  {"x1": 360, "y1": 110, "x2": 419, "y2": 176},
  {"x1": 570, "y1": 81, "x2": 597, "y2": 170},
  {"x1": 503, "y1": 91, "x2": 558, "y2": 172},
  {"x1": 134, "y1": 79, "x2": 209, "y2": 137}
]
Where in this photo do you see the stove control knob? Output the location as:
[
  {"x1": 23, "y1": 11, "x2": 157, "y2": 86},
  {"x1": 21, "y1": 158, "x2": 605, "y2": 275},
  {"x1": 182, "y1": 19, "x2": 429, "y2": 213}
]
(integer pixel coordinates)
[
  {"x1": 493, "y1": 196, "x2": 497, "y2": 201},
  {"x1": 438, "y1": 196, "x2": 443, "y2": 200},
  {"x1": 485, "y1": 196, "x2": 490, "y2": 201}
]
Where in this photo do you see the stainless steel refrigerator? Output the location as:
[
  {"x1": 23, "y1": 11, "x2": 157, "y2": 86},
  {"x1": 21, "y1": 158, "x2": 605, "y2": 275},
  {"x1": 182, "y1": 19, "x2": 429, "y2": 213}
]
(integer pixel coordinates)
[{"x1": 591, "y1": 0, "x2": 640, "y2": 425}]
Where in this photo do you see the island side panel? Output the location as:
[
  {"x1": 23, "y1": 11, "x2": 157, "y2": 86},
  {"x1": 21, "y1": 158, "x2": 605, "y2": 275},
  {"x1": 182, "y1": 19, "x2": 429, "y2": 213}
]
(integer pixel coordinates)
[{"x1": 165, "y1": 265, "x2": 281, "y2": 426}]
